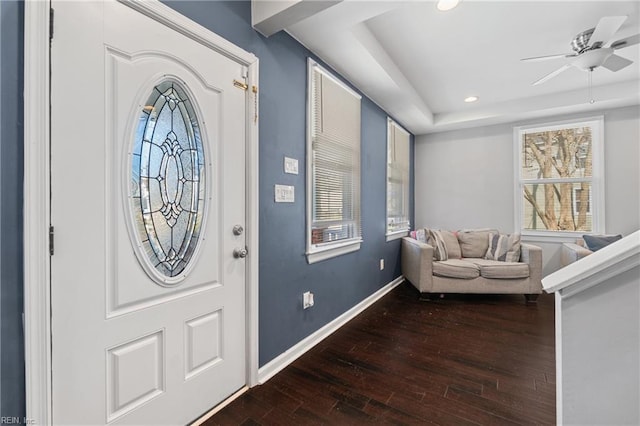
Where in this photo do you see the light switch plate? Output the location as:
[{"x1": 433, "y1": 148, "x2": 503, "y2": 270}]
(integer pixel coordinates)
[
  {"x1": 275, "y1": 184, "x2": 295, "y2": 203},
  {"x1": 284, "y1": 157, "x2": 299, "y2": 175}
]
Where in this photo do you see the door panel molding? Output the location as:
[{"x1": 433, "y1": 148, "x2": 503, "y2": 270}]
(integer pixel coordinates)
[
  {"x1": 23, "y1": 1, "x2": 259, "y2": 424},
  {"x1": 105, "y1": 48, "x2": 223, "y2": 318},
  {"x1": 106, "y1": 329, "x2": 166, "y2": 422}
]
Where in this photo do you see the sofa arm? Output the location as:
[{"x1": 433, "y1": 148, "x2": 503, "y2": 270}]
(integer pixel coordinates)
[
  {"x1": 520, "y1": 243, "x2": 543, "y2": 294},
  {"x1": 401, "y1": 237, "x2": 434, "y2": 293},
  {"x1": 561, "y1": 242, "x2": 593, "y2": 267}
]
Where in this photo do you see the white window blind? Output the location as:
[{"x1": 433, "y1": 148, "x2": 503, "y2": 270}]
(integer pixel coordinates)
[
  {"x1": 386, "y1": 119, "x2": 410, "y2": 236},
  {"x1": 307, "y1": 59, "x2": 362, "y2": 262}
]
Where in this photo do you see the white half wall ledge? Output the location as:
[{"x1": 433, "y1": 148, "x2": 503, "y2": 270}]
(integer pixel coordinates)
[
  {"x1": 542, "y1": 230, "x2": 640, "y2": 297},
  {"x1": 252, "y1": 0, "x2": 342, "y2": 37}
]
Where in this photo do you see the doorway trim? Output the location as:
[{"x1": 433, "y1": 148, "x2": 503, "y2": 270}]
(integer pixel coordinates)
[{"x1": 23, "y1": 1, "x2": 259, "y2": 424}]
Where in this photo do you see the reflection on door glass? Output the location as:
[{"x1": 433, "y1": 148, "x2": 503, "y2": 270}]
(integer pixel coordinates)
[{"x1": 130, "y1": 80, "x2": 206, "y2": 280}]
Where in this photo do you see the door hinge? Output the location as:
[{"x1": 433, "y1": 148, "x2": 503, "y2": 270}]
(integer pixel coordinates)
[
  {"x1": 49, "y1": 226, "x2": 55, "y2": 256},
  {"x1": 49, "y1": 8, "x2": 54, "y2": 41},
  {"x1": 233, "y1": 79, "x2": 248, "y2": 91}
]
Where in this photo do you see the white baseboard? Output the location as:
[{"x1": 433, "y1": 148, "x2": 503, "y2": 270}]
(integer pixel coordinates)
[
  {"x1": 191, "y1": 386, "x2": 248, "y2": 426},
  {"x1": 257, "y1": 276, "x2": 405, "y2": 384}
]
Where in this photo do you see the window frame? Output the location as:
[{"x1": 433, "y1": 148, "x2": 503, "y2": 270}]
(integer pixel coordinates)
[
  {"x1": 306, "y1": 58, "x2": 362, "y2": 263},
  {"x1": 386, "y1": 118, "x2": 411, "y2": 241},
  {"x1": 513, "y1": 116, "x2": 605, "y2": 241}
]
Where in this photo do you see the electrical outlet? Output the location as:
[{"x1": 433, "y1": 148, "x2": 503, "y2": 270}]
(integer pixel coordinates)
[
  {"x1": 303, "y1": 291, "x2": 314, "y2": 309},
  {"x1": 380, "y1": 259, "x2": 385, "y2": 270}
]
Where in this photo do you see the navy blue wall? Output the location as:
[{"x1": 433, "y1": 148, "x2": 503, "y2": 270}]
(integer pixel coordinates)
[
  {"x1": 0, "y1": 0, "x2": 25, "y2": 420},
  {"x1": 162, "y1": 0, "x2": 415, "y2": 365},
  {"x1": 0, "y1": 0, "x2": 414, "y2": 417}
]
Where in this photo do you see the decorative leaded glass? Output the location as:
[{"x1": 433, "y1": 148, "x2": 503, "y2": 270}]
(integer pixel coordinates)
[{"x1": 130, "y1": 81, "x2": 206, "y2": 281}]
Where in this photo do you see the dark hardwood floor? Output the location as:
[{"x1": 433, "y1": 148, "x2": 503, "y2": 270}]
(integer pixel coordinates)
[{"x1": 204, "y1": 282, "x2": 555, "y2": 425}]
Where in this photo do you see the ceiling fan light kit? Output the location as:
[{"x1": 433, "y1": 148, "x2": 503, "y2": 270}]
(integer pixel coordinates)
[
  {"x1": 522, "y1": 15, "x2": 639, "y2": 85},
  {"x1": 572, "y1": 47, "x2": 614, "y2": 71},
  {"x1": 436, "y1": 0, "x2": 460, "y2": 12}
]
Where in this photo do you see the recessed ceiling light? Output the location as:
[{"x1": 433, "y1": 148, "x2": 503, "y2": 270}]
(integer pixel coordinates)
[
  {"x1": 437, "y1": 0, "x2": 460, "y2": 11},
  {"x1": 464, "y1": 96, "x2": 479, "y2": 103}
]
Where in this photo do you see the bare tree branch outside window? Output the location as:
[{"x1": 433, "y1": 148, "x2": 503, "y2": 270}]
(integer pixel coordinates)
[{"x1": 521, "y1": 126, "x2": 593, "y2": 232}]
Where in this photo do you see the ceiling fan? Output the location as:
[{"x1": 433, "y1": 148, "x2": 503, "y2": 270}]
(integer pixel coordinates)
[{"x1": 522, "y1": 15, "x2": 640, "y2": 86}]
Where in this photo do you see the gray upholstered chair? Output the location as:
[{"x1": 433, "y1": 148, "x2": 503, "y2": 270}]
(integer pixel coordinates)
[{"x1": 561, "y1": 234, "x2": 623, "y2": 267}]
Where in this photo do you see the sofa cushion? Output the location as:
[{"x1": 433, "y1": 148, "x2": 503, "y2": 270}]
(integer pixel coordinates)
[
  {"x1": 427, "y1": 229, "x2": 448, "y2": 261},
  {"x1": 582, "y1": 234, "x2": 622, "y2": 251},
  {"x1": 457, "y1": 229, "x2": 497, "y2": 258},
  {"x1": 485, "y1": 232, "x2": 521, "y2": 262},
  {"x1": 466, "y1": 258, "x2": 530, "y2": 279},
  {"x1": 440, "y1": 230, "x2": 462, "y2": 259},
  {"x1": 433, "y1": 259, "x2": 480, "y2": 279}
]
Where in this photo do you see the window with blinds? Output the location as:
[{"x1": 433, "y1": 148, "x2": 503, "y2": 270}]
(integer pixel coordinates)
[
  {"x1": 306, "y1": 59, "x2": 362, "y2": 263},
  {"x1": 386, "y1": 119, "x2": 410, "y2": 238}
]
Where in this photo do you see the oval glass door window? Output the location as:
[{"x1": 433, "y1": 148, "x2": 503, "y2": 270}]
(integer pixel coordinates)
[{"x1": 129, "y1": 80, "x2": 206, "y2": 283}]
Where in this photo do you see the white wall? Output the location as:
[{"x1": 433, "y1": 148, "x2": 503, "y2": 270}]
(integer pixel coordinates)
[
  {"x1": 415, "y1": 122, "x2": 514, "y2": 230},
  {"x1": 560, "y1": 264, "x2": 640, "y2": 425},
  {"x1": 604, "y1": 106, "x2": 640, "y2": 234},
  {"x1": 415, "y1": 106, "x2": 640, "y2": 275}
]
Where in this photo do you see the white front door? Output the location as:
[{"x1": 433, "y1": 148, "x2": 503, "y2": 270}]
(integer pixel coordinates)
[{"x1": 50, "y1": 1, "x2": 249, "y2": 424}]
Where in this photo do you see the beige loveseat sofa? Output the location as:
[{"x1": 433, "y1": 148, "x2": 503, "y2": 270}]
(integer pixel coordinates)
[{"x1": 401, "y1": 229, "x2": 543, "y2": 302}]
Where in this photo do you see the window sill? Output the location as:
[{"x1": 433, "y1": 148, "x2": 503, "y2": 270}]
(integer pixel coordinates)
[
  {"x1": 306, "y1": 239, "x2": 361, "y2": 264},
  {"x1": 521, "y1": 230, "x2": 597, "y2": 244},
  {"x1": 386, "y1": 230, "x2": 409, "y2": 242}
]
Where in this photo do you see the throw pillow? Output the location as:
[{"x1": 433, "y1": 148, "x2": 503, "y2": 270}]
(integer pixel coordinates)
[
  {"x1": 582, "y1": 234, "x2": 622, "y2": 251},
  {"x1": 457, "y1": 229, "x2": 497, "y2": 258},
  {"x1": 440, "y1": 230, "x2": 462, "y2": 259},
  {"x1": 485, "y1": 233, "x2": 521, "y2": 262},
  {"x1": 426, "y1": 229, "x2": 448, "y2": 261},
  {"x1": 411, "y1": 228, "x2": 427, "y2": 243}
]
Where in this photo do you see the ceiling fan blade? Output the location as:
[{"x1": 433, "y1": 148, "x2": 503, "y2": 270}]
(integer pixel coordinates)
[
  {"x1": 521, "y1": 53, "x2": 575, "y2": 62},
  {"x1": 602, "y1": 54, "x2": 633, "y2": 71},
  {"x1": 590, "y1": 16, "x2": 627, "y2": 47},
  {"x1": 532, "y1": 64, "x2": 572, "y2": 86},
  {"x1": 611, "y1": 33, "x2": 640, "y2": 49}
]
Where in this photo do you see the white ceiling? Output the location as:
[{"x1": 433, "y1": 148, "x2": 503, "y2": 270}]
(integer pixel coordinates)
[{"x1": 281, "y1": 0, "x2": 640, "y2": 135}]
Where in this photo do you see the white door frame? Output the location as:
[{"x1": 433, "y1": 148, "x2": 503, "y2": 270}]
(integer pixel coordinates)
[{"x1": 23, "y1": 1, "x2": 259, "y2": 424}]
